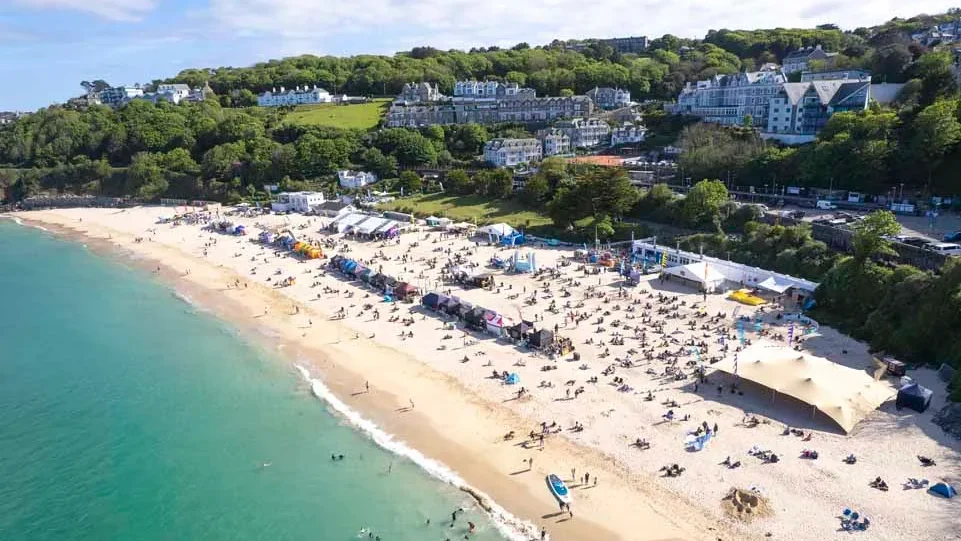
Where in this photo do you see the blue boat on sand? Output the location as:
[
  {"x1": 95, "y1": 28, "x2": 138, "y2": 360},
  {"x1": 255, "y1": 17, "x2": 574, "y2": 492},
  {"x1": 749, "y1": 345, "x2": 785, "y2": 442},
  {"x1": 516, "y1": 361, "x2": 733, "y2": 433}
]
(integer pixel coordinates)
[{"x1": 546, "y1": 473, "x2": 572, "y2": 504}]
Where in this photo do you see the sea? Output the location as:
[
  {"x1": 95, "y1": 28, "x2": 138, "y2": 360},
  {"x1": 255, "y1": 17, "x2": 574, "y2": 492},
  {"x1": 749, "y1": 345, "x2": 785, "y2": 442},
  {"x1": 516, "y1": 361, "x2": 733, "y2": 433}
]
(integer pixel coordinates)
[{"x1": 0, "y1": 220, "x2": 513, "y2": 541}]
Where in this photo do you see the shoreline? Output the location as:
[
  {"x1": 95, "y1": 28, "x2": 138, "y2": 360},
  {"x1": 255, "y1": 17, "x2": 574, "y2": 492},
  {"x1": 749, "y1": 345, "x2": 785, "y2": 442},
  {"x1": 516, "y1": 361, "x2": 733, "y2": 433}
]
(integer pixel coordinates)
[{"x1": 8, "y1": 213, "x2": 713, "y2": 541}]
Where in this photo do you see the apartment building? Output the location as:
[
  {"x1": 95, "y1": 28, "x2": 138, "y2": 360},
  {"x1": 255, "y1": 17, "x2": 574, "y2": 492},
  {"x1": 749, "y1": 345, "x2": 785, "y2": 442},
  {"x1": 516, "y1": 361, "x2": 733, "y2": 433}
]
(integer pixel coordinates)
[
  {"x1": 671, "y1": 67, "x2": 786, "y2": 127},
  {"x1": 395, "y1": 82, "x2": 444, "y2": 104},
  {"x1": 610, "y1": 121, "x2": 647, "y2": 145},
  {"x1": 483, "y1": 138, "x2": 543, "y2": 167},
  {"x1": 536, "y1": 128, "x2": 572, "y2": 156},
  {"x1": 386, "y1": 90, "x2": 593, "y2": 127},
  {"x1": 337, "y1": 170, "x2": 378, "y2": 190},
  {"x1": 782, "y1": 45, "x2": 837, "y2": 74},
  {"x1": 453, "y1": 80, "x2": 525, "y2": 98},
  {"x1": 765, "y1": 80, "x2": 870, "y2": 142},
  {"x1": 586, "y1": 87, "x2": 631, "y2": 109},
  {"x1": 555, "y1": 118, "x2": 611, "y2": 148},
  {"x1": 99, "y1": 86, "x2": 144, "y2": 107}
]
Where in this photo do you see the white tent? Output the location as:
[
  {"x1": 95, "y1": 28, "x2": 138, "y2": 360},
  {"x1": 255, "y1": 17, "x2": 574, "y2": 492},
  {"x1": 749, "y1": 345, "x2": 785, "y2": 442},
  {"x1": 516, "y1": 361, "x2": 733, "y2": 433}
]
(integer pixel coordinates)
[
  {"x1": 757, "y1": 276, "x2": 794, "y2": 294},
  {"x1": 662, "y1": 261, "x2": 725, "y2": 292},
  {"x1": 477, "y1": 223, "x2": 517, "y2": 239}
]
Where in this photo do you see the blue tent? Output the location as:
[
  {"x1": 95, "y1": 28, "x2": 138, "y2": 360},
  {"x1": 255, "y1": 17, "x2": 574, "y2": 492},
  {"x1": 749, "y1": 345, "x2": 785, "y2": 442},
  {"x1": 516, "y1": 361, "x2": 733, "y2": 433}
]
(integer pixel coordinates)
[
  {"x1": 505, "y1": 373, "x2": 520, "y2": 385},
  {"x1": 929, "y1": 482, "x2": 957, "y2": 498}
]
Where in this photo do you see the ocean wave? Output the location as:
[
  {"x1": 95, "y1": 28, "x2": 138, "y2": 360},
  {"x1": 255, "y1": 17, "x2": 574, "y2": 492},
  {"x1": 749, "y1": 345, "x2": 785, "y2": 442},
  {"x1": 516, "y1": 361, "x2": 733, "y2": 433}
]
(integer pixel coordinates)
[
  {"x1": 172, "y1": 291, "x2": 196, "y2": 307},
  {"x1": 294, "y1": 364, "x2": 539, "y2": 541}
]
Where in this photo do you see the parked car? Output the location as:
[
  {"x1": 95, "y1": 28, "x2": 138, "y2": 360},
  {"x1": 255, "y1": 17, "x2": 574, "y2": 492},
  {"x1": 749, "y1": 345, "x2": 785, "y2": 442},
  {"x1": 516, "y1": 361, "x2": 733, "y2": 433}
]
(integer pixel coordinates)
[
  {"x1": 926, "y1": 242, "x2": 961, "y2": 255},
  {"x1": 816, "y1": 200, "x2": 838, "y2": 210},
  {"x1": 943, "y1": 231, "x2": 961, "y2": 242}
]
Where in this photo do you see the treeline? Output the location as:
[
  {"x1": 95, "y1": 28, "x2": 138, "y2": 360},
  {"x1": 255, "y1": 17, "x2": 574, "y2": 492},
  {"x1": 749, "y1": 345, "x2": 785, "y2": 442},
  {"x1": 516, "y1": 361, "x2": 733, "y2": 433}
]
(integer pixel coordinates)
[
  {"x1": 0, "y1": 99, "x2": 530, "y2": 202},
  {"x1": 161, "y1": 14, "x2": 950, "y2": 107}
]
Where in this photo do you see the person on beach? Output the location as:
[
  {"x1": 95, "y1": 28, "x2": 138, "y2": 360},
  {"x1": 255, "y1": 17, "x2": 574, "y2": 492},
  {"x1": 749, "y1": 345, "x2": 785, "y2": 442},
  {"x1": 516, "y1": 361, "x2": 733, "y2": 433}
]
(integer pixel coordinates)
[
  {"x1": 366, "y1": 381, "x2": 370, "y2": 393},
  {"x1": 541, "y1": 527, "x2": 547, "y2": 540}
]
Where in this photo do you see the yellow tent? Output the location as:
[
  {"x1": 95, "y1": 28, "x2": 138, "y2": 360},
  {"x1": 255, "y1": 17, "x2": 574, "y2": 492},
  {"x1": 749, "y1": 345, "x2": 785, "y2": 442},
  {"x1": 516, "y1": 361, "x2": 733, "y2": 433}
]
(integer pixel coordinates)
[{"x1": 712, "y1": 343, "x2": 894, "y2": 433}]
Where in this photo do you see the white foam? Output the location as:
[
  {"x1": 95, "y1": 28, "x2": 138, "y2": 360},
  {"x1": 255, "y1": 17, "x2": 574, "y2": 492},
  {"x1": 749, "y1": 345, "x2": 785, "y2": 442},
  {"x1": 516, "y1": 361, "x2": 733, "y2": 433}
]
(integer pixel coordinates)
[
  {"x1": 294, "y1": 364, "x2": 540, "y2": 541},
  {"x1": 173, "y1": 291, "x2": 196, "y2": 307}
]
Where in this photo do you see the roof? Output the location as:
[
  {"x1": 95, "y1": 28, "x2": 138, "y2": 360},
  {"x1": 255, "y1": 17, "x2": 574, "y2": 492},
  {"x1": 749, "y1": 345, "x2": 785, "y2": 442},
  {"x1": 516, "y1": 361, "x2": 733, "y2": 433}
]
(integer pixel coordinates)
[
  {"x1": 712, "y1": 344, "x2": 895, "y2": 433},
  {"x1": 478, "y1": 223, "x2": 517, "y2": 237},
  {"x1": 757, "y1": 276, "x2": 794, "y2": 294},
  {"x1": 485, "y1": 138, "x2": 539, "y2": 151},
  {"x1": 314, "y1": 201, "x2": 352, "y2": 212},
  {"x1": 663, "y1": 261, "x2": 726, "y2": 285}
]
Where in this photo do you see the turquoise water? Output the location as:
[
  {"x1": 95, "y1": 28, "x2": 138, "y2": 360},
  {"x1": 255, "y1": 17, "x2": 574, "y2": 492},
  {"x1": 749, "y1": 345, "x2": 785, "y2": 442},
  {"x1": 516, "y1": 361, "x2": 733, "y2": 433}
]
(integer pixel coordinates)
[{"x1": 0, "y1": 221, "x2": 508, "y2": 541}]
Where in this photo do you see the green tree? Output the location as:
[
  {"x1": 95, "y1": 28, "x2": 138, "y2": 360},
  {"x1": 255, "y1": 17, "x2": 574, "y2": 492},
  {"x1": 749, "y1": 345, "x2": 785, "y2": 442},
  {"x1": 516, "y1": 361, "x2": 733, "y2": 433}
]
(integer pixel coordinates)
[
  {"x1": 444, "y1": 169, "x2": 473, "y2": 195},
  {"x1": 518, "y1": 174, "x2": 549, "y2": 207},
  {"x1": 851, "y1": 210, "x2": 900, "y2": 262},
  {"x1": 397, "y1": 170, "x2": 422, "y2": 194},
  {"x1": 682, "y1": 179, "x2": 729, "y2": 228}
]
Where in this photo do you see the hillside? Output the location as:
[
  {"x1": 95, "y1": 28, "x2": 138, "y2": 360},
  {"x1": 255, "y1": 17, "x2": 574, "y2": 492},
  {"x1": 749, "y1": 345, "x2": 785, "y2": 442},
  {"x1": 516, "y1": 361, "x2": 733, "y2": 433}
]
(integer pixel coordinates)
[{"x1": 280, "y1": 99, "x2": 391, "y2": 130}]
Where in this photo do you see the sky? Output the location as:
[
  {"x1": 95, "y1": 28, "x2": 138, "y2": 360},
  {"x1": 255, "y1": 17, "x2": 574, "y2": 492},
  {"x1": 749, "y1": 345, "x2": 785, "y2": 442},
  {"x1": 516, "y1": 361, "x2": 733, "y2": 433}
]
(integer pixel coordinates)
[{"x1": 1, "y1": 0, "x2": 959, "y2": 110}]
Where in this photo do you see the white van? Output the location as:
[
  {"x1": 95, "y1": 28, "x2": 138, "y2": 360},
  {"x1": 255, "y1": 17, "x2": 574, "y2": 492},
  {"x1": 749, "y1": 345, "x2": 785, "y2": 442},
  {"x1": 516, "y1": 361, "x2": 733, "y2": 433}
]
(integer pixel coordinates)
[
  {"x1": 927, "y1": 242, "x2": 961, "y2": 255},
  {"x1": 816, "y1": 200, "x2": 837, "y2": 210}
]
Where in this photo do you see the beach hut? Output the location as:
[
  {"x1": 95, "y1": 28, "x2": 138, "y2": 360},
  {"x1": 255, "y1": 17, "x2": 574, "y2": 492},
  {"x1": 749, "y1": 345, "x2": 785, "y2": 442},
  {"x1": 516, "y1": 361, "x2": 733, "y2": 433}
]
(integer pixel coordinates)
[
  {"x1": 356, "y1": 268, "x2": 373, "y2": 283},
  {"x1": 896, "y1": 382, "x2": 934, "y2": 413},
  {"x1": 528, "y1": 329, "x2": 555, "y2": 350},
  {"x1": 421, "y1": 292, "x2": 447, "y2": 310}
]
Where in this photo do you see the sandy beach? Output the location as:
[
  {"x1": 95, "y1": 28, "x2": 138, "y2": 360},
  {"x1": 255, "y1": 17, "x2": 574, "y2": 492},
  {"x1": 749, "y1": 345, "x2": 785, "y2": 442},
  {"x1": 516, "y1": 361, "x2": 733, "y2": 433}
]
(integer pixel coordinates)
[{"x1": 12, "y1": 206, "x2": 960, "y2": 541}]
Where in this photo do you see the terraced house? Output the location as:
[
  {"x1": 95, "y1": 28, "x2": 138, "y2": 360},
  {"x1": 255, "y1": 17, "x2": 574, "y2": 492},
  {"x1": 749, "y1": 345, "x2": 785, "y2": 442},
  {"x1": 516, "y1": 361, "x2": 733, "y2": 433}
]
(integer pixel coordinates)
[{"x1": 386, "y1": 83, "x2": 593, "y2": 127}]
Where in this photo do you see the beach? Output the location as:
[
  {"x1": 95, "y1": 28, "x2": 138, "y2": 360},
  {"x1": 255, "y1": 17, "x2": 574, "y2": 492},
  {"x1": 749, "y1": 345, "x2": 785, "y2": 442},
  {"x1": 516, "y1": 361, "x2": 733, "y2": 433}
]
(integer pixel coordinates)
[{"x1": 14, "y1": 206, "x2": 960, "y2": 541}]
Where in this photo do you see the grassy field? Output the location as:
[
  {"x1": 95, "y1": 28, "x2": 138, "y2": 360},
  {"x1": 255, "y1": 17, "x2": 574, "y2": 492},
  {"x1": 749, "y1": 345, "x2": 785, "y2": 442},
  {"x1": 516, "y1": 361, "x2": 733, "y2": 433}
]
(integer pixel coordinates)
[
  {"x1": 378, "y1": 193, "x2": 554, "y2": 228},
  {"x1": 282, "y1": 99, "x2": 391, "y2": 129}
]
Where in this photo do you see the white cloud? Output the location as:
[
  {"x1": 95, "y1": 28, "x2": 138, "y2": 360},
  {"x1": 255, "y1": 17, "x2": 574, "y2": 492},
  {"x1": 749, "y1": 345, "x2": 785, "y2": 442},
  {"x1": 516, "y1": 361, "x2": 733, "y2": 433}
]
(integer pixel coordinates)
[
  {"x1": 8, "y1": 0, "x2": 157, "y2": 21},
  {"x1": 207, "y1": 0, "x2": 961, "y2": 53}
]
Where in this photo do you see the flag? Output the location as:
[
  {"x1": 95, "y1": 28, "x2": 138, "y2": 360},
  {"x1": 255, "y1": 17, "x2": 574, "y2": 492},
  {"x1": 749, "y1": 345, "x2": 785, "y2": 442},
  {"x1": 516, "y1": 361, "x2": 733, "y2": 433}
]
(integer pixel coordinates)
[
  {"x1": 787, "y1": 323, "x2": 795, "y2": 346},
  {"x1": 733, "y1": 353, "x2": 739, "y2": 380}
]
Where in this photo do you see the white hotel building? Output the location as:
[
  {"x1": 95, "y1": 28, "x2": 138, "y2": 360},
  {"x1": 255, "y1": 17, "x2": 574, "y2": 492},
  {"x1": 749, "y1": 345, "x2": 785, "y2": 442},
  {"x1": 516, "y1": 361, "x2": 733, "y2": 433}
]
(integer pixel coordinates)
[
  {"x1": 258, "y1": 86, "x2": 332, "y2": 107},
  {"x1": 483, "y1": 138, "x2": 543, "y2": 167},
  {"x1": 671, "y1": 67, "x2": 786, "y2": 127}
]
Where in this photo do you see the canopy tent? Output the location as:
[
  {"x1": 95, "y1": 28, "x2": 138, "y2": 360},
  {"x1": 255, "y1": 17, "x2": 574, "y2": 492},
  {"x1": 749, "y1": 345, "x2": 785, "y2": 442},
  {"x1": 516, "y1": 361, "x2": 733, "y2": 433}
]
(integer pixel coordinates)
[
  {"x1": 507, "y1": 321, "x2": 535, "y2": 340},
  {"x1": 711, "y1": 343, "x2": 895, "y2": 433},
  {"x1": 485, "y1": 311, "x2": 508, "y2": 336},
  {"x1": 465, "y1": 307, "x2": 489, "y2": 330},
  {"x1": 369, "y1": 273, "x2": 387, "y2": 289},
  {"x1": 528, "y1": 329, "x2": 555, "y2": 349},
  {"x1": 421, "y1": 291, "x2": 447, "y2": 310},
  {"x1": 394, "y1": 282, "x2": 418, "y2": 301},
  {"x1": 348, "y1": 263, "x2": 367, "y2": 278},
  {"x1": 505, "y1": 373, "x2": 520, "y2": 385},
  {"x1": 662, "y1": 261, "x2": 726, "y2": 292},
  {"x1": 357, "y1": 268, "x2": 374, "y2": 283},
  {"x1": 896, "y1": 382, "x2": 934, "y2": 413},
  {"x1": 440, "y1": 297, "x2": 461, "y2": 316},
  {"x1": 477, "y1": 223, "x2": 517, "y2": 240},
  {"x1": 356, "y1": 217, "x2": 391, "y2": 235},
  {"x1": 455, "y1": 302, "x2": 474, "y2": 320},
  {"x1": 757, "y1": 276, "x2": 795, "y2": 294}
]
